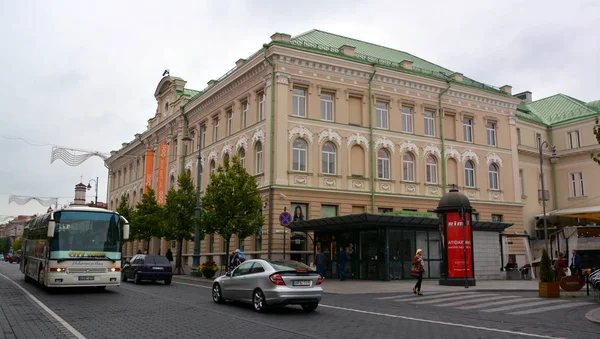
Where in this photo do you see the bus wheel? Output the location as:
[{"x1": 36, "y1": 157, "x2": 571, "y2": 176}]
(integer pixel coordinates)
[{"x1": 38, "y1": 266, "x2": 46, "y2": 289}]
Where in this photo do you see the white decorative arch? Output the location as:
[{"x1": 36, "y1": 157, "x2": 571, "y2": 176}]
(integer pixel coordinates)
[
  {"x1": 318, "y1": 128, "x2": 342, "y2": 146},
  {"x1": 207, "y1": 150, "x2": 218, "y2": 162},
  {"x1": 346, "y1": 133, "x2": 369, "y2": 150},
  {"x1": 398, "y1": 140, "x2": 419, "y2": 156},
  {"x1": 461, "y1": 149, "x2": 480, "y2": 164},
  {"x1": 169, "y1": 168, "x2": 176, "y2": 177},
  {"x1": 288, "y1": 125, "x2": 314, "y2": 143},
  {"x1": 199, "y1": 155, "x2": 205, "y2": 167},
  {"x1": 252, "y1": 129, "x2": 265, "y2": 146},
  {"x1": 486, "y1": 153, "x2": 503, "y2": 167},
  {"x1": 423, "y1": 144, "x2": 441, "y2": 159},
  {"x1": 221, "y1": 142, "x2": 233, "y2": 158},
  {"x1": 235, "y1": 136, "x2": 248, "y2": 151},
  {"x1": 375, "y1": 137, "x2": 396, "y2": 153},
  {"x1": 445, "y1": 146, "x2": 461, "y2": 160},
  {"x1": 185, "y1": 159, "x2": 194, "y2": 170}
]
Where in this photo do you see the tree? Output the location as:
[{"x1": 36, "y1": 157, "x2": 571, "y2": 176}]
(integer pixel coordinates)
[
  {"x1": 163, "y1": 172, "x2": 200, "y2": 274},
  {"x1": 539, "y1": 248, "x2": 554, "y2": 283},
  {"x1": 202, "y1": 156, "x2": 264, "y2": 271},
  {"x1": 12, "y1": 237, "x2": 23, "y2": 251},
  {"x1": 131, "y1": 188, "x2": 163, "y2": 251},
  {"x1": 0, "y1": 237, "x2": 11, "y2": 253},
  {"x1": 592, "y1": 117, "x2": 600, "y2": 165}
]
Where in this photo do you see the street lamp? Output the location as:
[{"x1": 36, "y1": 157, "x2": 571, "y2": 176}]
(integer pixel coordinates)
[
  {"x1": 181, "y1": 132, "x2": 202, "y2": 270},
  {"x1": 87, "y1": 177, "x2": 99, "y2": 207},
  {"x1": 538, "y1": 137, "x2": 559, "y2": 254}
]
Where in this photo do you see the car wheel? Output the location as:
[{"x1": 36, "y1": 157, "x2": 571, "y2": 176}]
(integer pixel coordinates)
[
  {"x1": 301, "y1": 302, "x2": 318, "y2": 312},
  {"x1": 134, "y1": 272, "x2": 141, "y2": 285},
  {"x1": 121, "y1": 272, "x2": 127, "y2": 283},
  {"x1": 212, "y1": 283, "x2": 224, "y2": 304},
  {"x1": 164, "y1": 278, "x2": 172, "y2": 285},
  {"x1": 38, "y1": 267, "x2": 46, "y2": 289},
  {"x1": 252, "y1": 289, "x2": 267, "y2": 312}
]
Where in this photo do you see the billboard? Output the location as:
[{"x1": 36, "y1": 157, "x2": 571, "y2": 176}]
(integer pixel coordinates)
[
  {"x1": 143, "y1": 149, "x2": 154, "y2": 194},
  {"x1": 445, "y1": 211, "x2": 473, "y2": 278},
  {"x1": 157, "y1": 142, "x2": 168, "y2": 205}
]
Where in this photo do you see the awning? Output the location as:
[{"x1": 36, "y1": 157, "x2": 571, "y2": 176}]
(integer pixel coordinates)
[
  {"x1": 287, "y1": 213, "x2": 513, "y2": 233},
  {"x1": 535, "y1": 206, "x2": 600, "y2": 221}
]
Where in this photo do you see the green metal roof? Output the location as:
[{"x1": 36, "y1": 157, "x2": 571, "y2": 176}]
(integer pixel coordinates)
[
  {"x1": 517, "y1": 94, "x2": 600, "y2": 126},
  {"x1": 177, "y1": 88, "x2": 201, "y2": 98}
]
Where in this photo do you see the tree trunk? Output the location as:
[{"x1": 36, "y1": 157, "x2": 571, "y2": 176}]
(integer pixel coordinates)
[
  {"x1": 175, "y1": 237, "x2": 185, "y2": 275},
  {"x1": 223, "y1": 237, "x2": 231, "y2": 274}
]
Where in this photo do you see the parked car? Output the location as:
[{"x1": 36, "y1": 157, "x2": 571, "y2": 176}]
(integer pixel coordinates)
[
  {"x1": 212, "y1": 259, "x2": 323, "y2": 312},
  {"x1": 5, "y1": 250, "x2": 21, "y2": 264},
  {"x1": 121, "y1": 254, "x2": 173, "y2": 285}
]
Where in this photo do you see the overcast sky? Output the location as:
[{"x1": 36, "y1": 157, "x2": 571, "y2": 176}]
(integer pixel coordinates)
[{"x1": 0, "y1": 0, "x2": 598, "y2": 221}]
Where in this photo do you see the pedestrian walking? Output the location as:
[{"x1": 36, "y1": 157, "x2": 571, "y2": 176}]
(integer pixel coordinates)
[
  {"x1": 412, "y1": 249, "x2": 425, "y2": 295},
  {"x1": 315, "y1": 247, "x2": 326, "y2": 278},
  {"x1": 165, "y1": 248, "x2": 174, "y2": 263}
]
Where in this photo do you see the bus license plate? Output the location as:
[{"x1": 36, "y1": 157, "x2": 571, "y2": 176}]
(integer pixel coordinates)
[
  {"x1": 79, "y1": 276, "x2": 95, "y2": 281},
  {"x1": 292, "y1": 280, "x2": 310, "y2": 286}
]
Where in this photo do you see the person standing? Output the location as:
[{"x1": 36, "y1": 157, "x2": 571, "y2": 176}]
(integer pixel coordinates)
[
  {"x1": 570, "y1": 249, "x2": 582, "y2": 276},
  {"x1": 338, "y1": 246, "x2": 347, "y2": 281},
  {"x1": 165, "y1": 248, "x2": 174, "y2": 263},
  {"x1": 315, "y1": 247, "x2": 326, "y2": 278},
  {"x1": 412, "y1": 249, "x2": 425, "y2": 295}
]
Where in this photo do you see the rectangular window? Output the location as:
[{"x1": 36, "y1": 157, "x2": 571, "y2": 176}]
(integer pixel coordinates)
[
  {"x1": 567, "y1": 131, "x2": 580, "y2": 149},
  {"x1": 401, "y1": 106, "x2": 413, "y2": 133},
  {"x1": 536, "y1": 133, "x2": 542, "y2": 149},
  {"x1": 320, "y1": 93, "x2": 334, "y2": 121},
  {"x1": 242, "y1": 102, "x2": 248, "y2": 129},
  {"x1": 517, "y1": 128, "x2": 521, "y2": 145},
  {"x1": 200, "y1": 124, "x2": 206, "y2": 149},
  {"x1": 255, "y1": 225, "x2": 262, "y2": 251},
  {"x1": 463, "y1": 118, "x2": 473, "y2": 142},
  {"x1": 378, "y1": 207, "x2": 393, "y2": 214},
  {"x1": 209, "y1": 234, "x2": 214, "y2": 253},
  {"x1": 519, "y1": 169, "x2": 525, "y2": 197},
  {"x1": 213, "y1": 118, "x2": 219, "y2": 142},
  {"x1": 321, "y1": 205, "x2": 338, "y2": 218},
  {"x1": 486, "y1": 122, "x2": 497, "y2": 146},
  {"x1": 349, "y1": 96, "x2": 362, "y2": 126},
  {"x1": 227, "y1": 110, "x2": 233, "y2": 136},
  {"x1": 238, "y1": 236, "x2": 245, "y2": 252},
  {"x1": 491, "y1": 214, "x2": 503, "y2": 222},
  {"x1": 424, "y1": 111, "x2": 435, "y2": 136},
  {"x1": 570, "y1": 172, "x2": 585, "y2": 197},
  {"x1": 256, "y1": 145, "x2": 263, "y2": 174},
  {"x1": 292, "y1": 88, "x2": 306, "y2": 117},
  {"x1": 376, "y1": 101, "x2": 389, "y2": 129},
  {"x1": 258, "y1": 92, "x2": 266, "y2": 121},
  {"x1": 471, "y1": 213, "x2": 479, "y2": 221}
]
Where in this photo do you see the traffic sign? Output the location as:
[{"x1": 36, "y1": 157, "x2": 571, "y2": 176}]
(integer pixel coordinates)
[{"x1": 279, "y1": 211, "x2": 292, "y2": 226}]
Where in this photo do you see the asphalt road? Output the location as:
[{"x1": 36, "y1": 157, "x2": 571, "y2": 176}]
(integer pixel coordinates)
[{"x1": 1, "y1": 261, "x2": 598, "y2": 339}]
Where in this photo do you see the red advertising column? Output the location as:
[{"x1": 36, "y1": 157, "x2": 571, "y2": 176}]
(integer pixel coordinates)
[{"x1": 445, "y1": 211, "x2": 473, "y2": 278}]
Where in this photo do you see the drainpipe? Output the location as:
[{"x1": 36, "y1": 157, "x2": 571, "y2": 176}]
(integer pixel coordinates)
[
  {"x1": 368, "y1": 64, "x2": 377, "y2": 212},
  {"x1": 547, "y1": 126, "x2": 558, "y2": 210},
  {"x1": 438, "y1": 80, "x2": 451, "y2": 192},
  {"x1": 263, "y1": 44, "x2": 276, "y2": 260}
]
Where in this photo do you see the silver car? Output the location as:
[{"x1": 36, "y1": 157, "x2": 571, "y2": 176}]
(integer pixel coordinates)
[{"x1": 212, "y1": 259, "x2": 323, "y2": 312}]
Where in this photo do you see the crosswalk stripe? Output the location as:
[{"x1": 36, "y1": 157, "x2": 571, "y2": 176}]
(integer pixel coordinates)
[
  {"x1": 456, "y1": 297, "x2": 540, "y2": 310},
  {"x1": 375, "y1": 292, "x2": 444, "y2": 300},
  {"x1": 435, "y1": 295, "x2": 519, "y2": 307},
  {"x1": 412, "y1": 293, "x2": 497, "y2": 305},
  {"x1": 507, "y1": 302, "x2": 594, "y2": 315},
  {"x1": 482, "y1": 300, "x2": 568, "y2": 313},
  {"x1": 392, "y1": 292, "x2": 478, "y2": 302}
]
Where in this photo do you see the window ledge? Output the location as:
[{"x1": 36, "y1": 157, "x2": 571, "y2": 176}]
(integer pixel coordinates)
[
  {"x1": 487, "y1": 189, "x2": 503, "y2": 193},
  {"x1": 375, "y1": 178, "x2": 396, "y2": 183},
  {"x1": 287, "y1": 170, "x2": 313, "y2": 175},
  {"x1": 521, "y1": 195, "x2": 528, "y2": 199},
  {"x1": 568, "y1": 196, "x2": 587, "y2": 201},
  {"x1": 463, "y1": 186, "x2": 479, "y2": 191},
  {"x1": 400, "y1": 180, "x2": 420, "y2": 185},
  {"x1": 318, "y1": 173, "x2": 342, "y2": 178},
  {"x1": 424, "y1": 183, "x2": 440, "y2": 187},
  {"x1": 347, "y1": 175, "x2": 367, "y2": 179}
]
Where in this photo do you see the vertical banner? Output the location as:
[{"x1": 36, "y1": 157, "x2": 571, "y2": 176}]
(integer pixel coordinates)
[
  {"x1": 143, "y1": 150, "x2": 154, "y2": 194},
  {"x1": 445, "y1": 211, "x2": 473, "y2": 278},
  {"x1": 157, "y1": 142, "x2": 168, "y2": 205}
]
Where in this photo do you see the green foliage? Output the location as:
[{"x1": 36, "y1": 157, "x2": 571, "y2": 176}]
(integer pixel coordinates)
[
  {"x1": 0, "y1": 237, "x2": 12, "y2": 253},
  {"x1": 592, "y1": 117, "x2": 600, "y2": 165},
  {"x1": 116, "y1": 195, "x2": 135, "y2": 224},
  {"x1": 131, "y1": 188, "x2": 164, "y2": 243},
  {"x1": 12, "y1": 237, "x2": 22, "y2": 251},
  {"x1": 539, "y1": 248, "x2": 554, "y2": 283},
  {"x1": 201, "y1": 156, "x2": 264, "y2": 256},
  {"x1": 163, "y1": 172, "x2": 200, "y2": 242}
]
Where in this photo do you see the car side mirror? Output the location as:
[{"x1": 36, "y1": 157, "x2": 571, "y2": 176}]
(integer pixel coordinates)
[
  {"x1": 226, "y1": 271, "x2": 231, "y2": 277},
  {"x1": 125, "y1": 260, "x2": 130, "y2": 265}
]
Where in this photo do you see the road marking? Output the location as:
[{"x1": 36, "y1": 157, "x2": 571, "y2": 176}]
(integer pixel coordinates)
[
  {"x1": 391, "y1": 291, "x2": 476, "y2": 302},
  {"x1": 411, "y1": 293, "x2": 496, "y2": 305},
  {"x1": 457, "y1": 297, "x2": 540, "y2": 310},
  {"x1": 507, "y1": 302, "x2": 593, "y2": 315},
  {"x1": 375, "y1": 292, "x2": 444, "y2": 300},
  {"x1": 436, "y1": 295, "x2": 519, "y2": 307},
  {"x1": 0, "y1": 273, "x2": 87, "y2": 339},
  {"x1": 482, "y1": 300, "x2": 567, "y2": 313},
  {"x1": 319, "y1": 304, "x2": 564, "y2": 339},
  {"x1": 173, "y1": 281, "x2": 211, "y2": 289}
]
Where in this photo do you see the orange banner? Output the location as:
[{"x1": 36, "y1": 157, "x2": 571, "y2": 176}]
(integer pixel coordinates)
[
  {"x1": 143, "y1": 150, "x2": 154, "y2": 194},
  {"x1": 157, "y1": 142, "x2": 168, "y2": 205}
]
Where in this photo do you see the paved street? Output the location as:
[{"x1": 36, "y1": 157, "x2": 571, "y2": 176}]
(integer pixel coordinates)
[{"x1": 1, "y1": 262, "x2": 598, "y2": 339}]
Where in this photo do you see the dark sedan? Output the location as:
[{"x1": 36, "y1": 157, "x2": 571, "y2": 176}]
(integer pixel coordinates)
[{"x1": 122, "y1": 254, "x2": 173, "y2": 285}]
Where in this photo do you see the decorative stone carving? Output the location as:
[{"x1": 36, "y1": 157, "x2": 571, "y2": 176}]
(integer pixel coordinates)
[
  {"x1": 508, "y1": 116, "x2": 516, "y2": 125},
  {"x1": 423, "y1": 144, "x2": 441, "y2": 159},
  {"x1": 318, "y1": 129, "x2": 342, "y2": 146},
  {"x1": 461, "y1": 149, "x2": 480, "y2": 164},
  {"x1": 185, "y1": 160, "x2": 194, "y2": 170},
  {"x1": 252, "y1": 129, "x2": 265, "y2": 145},
  {"x1": 346, "y1": 133, "x2": 369, "y2": 149},
  {"x1": 324, "y1": 178, "x2": 336, "y2": 187},
  {"x1": 405, "y1": 185, "x2": 416, "y2": 193},
  {"x1": 276, "y1": 72, "x2": 290, "y2": 84},
  {"x1": 236, "y1": 136, "x2": 248, "y2": 151},
  {"x1": 288, "y1": 125, "x2": 314, "y2": 143},
  {"x1": 485, "y1": 153, "x2": 503, "y2": 167},
  {"x1": 199, "y1": 155, "x2": 205, "y2": 167},
  {"x1": 398, "y1": 140, "x2": 419, "y2": 156},
  {"x1": 428, "y1": 187, "x2": 439, "y2": 195},
  {"x1": 221, "y1": 142, "x2": 233, "y2": 158},
  {"x1": 467, "y1": 191, "x2": 476, "y2": 198},
  {"x1": 445, "y1": 146, "x2": 461, "y2": 160},
  {"x1": 380, "y1": 183, "x2": 391, "y2": 191},
  {"x1": 255, "y1": 178, "x2": 262, "y2": 186},
  {"x1": 492, "y1": 192, "x2": 501, "y2": 200},
  {"x1": 352, "y1": 180, "x2": 364, "y2": 188},
  {"x1": 207, "y1": 150, "x2": 218, "y2": 162},
  {"x1": 375, "y1": 137, "x2": 396, "y2": 153},
  {"x1": 169, "y1": 168, "x2": 176, "y2": 177},
  {"x1": 294, "y1": 176, "x2": 307, "y2": 184}
]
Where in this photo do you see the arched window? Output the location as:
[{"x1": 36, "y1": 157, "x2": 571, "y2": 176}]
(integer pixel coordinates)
[
  {"x1": 255, "y1": 142, "x2": 263, "y2": 174},
  {"x1": 133, "y1": 191, "x2": 137, "y2": 203},
  {"x1": 239, "y1": 148, "x2": 246, "y2": 168},
  {"x1": 292, "y1": 139, "x2": 307, "y2": 172},
  {"x1": 210, "y1": 160, "x2": 216, "y2": 174},
  {"x1": 224, "y1": 154, "x2": 230, "y2": 165},
  {"x1": 403, "y1": 153, "x2": 415, "y2": 182},
  {"x1": 377, "y1": 149, "x2": 390, "y2": 179},
  {"x1": 465, "y1": 161, "x2": 475, "y2": 187},
  {"x1": 426, "y1": 156, "x2": 437, "y2": 184},
  {"x1": 321, "y1": 142, "x2": 336, "y2": 174},
  {"x1": 169, "y1": 175, "x2": 175, "y2": 188},
  {"x1": 186, "y1": 169, "x2": 192, "y2": 178},
  {"x1": 488, "y1": 163, "x2": 499, "y2": 190}
]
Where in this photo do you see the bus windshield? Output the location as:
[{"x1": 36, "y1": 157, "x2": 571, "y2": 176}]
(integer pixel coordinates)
[{"x1": 50, "y1": 211, "x2": 122, "y2": 260}]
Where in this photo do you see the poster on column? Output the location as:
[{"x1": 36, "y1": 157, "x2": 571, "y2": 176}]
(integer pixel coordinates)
[
  {"x1": 157, "y1": 142, "x2": 168, "y2": 205},
  {"x1": 143, "y1": 150, "x2": 154, "y2": 194},
  {"x1": 445, "y1": 211, "x2": 473, "y2": 278}
]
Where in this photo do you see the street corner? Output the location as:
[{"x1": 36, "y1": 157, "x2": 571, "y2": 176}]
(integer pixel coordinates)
[{"x1": 585, "y1": 307, "x2": 600, "y2": 325}]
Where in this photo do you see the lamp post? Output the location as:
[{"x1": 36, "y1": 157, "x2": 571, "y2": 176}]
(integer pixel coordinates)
[
  {"x1": 538, "y1": 136, "x2": 559, "y2": 254},
  {"x1": 181, "y1": 132, "x2": 202, "y2": 270},
  {"x1": 87, "y1": 177, "x2": 99, "y2": 207}
]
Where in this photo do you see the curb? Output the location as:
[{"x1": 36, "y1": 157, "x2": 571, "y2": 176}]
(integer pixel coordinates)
[{"x1": 585, "y1": 307, "x2": 600, "y2": 325}]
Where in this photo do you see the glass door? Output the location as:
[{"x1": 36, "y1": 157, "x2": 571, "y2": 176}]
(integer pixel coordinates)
[{"x1": 359, "y1": 230, "x2": 382, "y2": 280}]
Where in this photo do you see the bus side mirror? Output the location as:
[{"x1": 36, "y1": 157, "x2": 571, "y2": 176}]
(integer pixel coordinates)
[
  {"x1": 47, "y1": 221, "x2": 56, "y2": 238},
  {"x1": 123, "y1": 223, "x2": 130, "y2": 240}
]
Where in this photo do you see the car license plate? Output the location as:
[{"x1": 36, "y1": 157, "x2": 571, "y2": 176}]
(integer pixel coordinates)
[
  {"x1": 78, "y1": 276, "x2": 95, "y2": 281},
  {"x1": 152, "y1": 267, "x2": 164, "y2": 270},
  {"x1": 292, "y1": 280, "x2": 310, "y2": 286}
]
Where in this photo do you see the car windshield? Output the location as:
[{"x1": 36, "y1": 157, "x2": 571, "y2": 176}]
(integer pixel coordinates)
[
  {"x1": 144, "y1": 256, "x2": 170, "y2": 265},
  {"x1": 268, "y1": 260, "x2": 313, "y2": 272}
]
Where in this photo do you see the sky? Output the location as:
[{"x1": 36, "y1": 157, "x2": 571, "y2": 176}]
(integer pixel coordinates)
[{"x1": 0, "y1": 0, "x2": 598, "y2": 221}]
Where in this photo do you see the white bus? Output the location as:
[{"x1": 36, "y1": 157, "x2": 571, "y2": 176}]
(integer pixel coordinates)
[{"x1": 20, "y1": 206, "x2": 130, "y2": 290}]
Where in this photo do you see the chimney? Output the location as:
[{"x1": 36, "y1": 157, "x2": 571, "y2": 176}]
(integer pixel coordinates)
[
  {"x1": 207, "y1": 79, "x2": 218, "y2": 87},
  {"x1": 235, "y1": 58, "x2": 246, "y2": 67},
  {"x1": 270, "y1": 32, "x2": 292, "y2": 42},
  {"x1": 339, "y1": 45, "x2": 356, "y2": 57},
  {"x1": 500, "y1": 85, "x2": 512, "y2": 95},
  {"x1": 73, "y1": 183, "x2": 87, "y2": 206},
  {"x1": 400, "y1": 60, "x2": 414, "y2": 70},
  {"x1": 450, "y1": 72, "x2": 463, "y2": 82},
  {"x1": 514, "y1": 91, "x2": 532, "y2": 103}
]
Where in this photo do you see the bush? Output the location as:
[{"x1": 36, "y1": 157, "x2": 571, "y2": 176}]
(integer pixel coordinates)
[
  {"x1": 539, "y1": 248, "x2": 554, "y2": 283},
  {"x1": 195, "y1": 261, "x2": 218, "y2": 273}
]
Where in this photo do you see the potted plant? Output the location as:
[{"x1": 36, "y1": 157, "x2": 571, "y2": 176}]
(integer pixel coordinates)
[
  {"x1": 538, "y1": 248, "x2": 559, "y2": 298},
  {"x1": 196, "y1": 260, "x2": 219, "y2": 279}
]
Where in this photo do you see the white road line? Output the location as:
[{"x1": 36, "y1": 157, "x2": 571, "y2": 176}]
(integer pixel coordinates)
[
  {"x1": 507, "y1": 302, "x2": 593, "y2": 315},
  {"x1": 482, "y1": 300, "x2": 567, "y2": 313},
  {"x1": 392, "y1": 291, "x2": 477, "y2": 302},
  {"x1": 173, "y1": 281, "x2": 211, "y2": 288},
  {"x1": 319, "y1": 304, "x2": 564, "y2": 339},
  {"x1": 457, "y1": 297, "x2": 540, "y2": 310},
  {"x1": 411, "y1": 293, "x2": 496, "y2": 305},
  {"x1": 375, "y1": 292, "x2": 444, "y2": 300},
  {"x1": 0, "y1": 273, "x2": 86, "y2": 339},
  {"x1": 436, "y1": 295, "x2": 519, "y2": 307}
]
